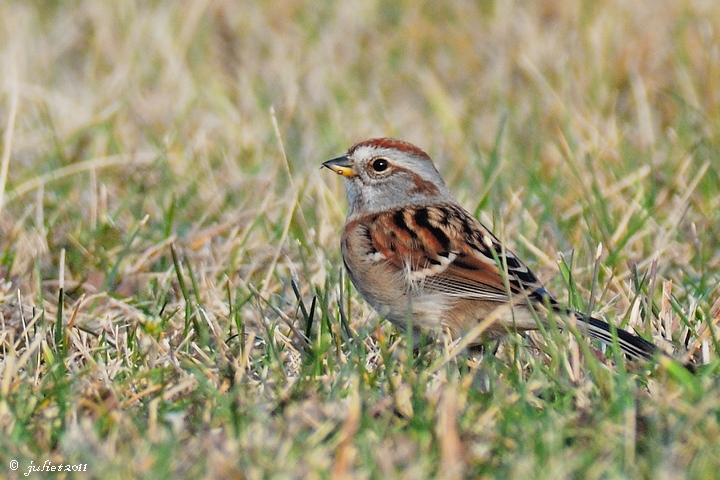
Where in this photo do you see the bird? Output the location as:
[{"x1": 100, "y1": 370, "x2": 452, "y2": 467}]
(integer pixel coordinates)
[{"x1": 322, "y1": 137, "x2": 664, "y2": 362}]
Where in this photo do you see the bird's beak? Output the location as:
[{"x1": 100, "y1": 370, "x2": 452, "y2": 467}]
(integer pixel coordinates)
[{"x1": 322, "y1": 156, "x2": 356, "y2": 177}]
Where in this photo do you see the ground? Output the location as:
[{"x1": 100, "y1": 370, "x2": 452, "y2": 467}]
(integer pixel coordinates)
[{"x1": 1, "y1": 1, "x2": 719, "y2": 478}]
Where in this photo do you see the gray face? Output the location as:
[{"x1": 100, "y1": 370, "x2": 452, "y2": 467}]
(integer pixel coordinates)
[{"x1": 336, "y1": 143, "x2": 454, "y2": 217}]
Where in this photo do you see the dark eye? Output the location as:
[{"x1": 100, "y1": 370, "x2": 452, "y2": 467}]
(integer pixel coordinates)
[{"x1": 372, "y1": 158, "x2": 389, "y2": 172}]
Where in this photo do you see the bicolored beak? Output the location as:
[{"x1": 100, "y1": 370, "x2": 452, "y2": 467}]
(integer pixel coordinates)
[{"x1": 322, "y1": 156, "x2": 356, "y2": 177}]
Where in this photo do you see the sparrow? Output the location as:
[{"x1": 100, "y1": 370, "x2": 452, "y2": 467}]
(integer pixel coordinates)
[{"x1": 322, "y1": 137, "x2": 663, "y2": 362}]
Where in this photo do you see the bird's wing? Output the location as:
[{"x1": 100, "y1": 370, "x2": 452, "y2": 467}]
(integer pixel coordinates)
[
  {"x1": 349, "y1": 204, "x2": 662, "y2": 361},
  {"x1": 359, "y1": 204, "x2": 552, "y2": 304}
]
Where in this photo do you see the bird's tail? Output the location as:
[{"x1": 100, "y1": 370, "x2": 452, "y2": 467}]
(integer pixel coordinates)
[
  {"x1": 561, "y1": 308, "x2": 696, "y2": 372},
  {"x1": 570, "y1": 311, "x2": 657, "y2": 361}
]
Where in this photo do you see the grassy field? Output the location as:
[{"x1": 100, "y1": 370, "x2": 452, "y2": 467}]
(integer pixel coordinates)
[{"x1": 1, "y1": 1, "x2": 720, "y2": 478}]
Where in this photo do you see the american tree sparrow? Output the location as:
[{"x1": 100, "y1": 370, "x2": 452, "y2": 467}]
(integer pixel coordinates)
[{"x1": 323, "y1": 137, "x2": 662, "y2": 361}]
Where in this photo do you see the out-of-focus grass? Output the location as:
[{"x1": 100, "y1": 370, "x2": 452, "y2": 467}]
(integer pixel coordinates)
[{"x1": 1, "y1": 1, "x2": 719, "y2": 478}]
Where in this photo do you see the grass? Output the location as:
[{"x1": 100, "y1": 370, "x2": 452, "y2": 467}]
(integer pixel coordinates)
[{"x1": 1, "y1": 1, "x2": 720, "y2": 478}]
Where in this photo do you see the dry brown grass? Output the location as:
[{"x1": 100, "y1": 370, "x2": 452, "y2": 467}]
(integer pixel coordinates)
[{"x1": 1, "y1": 1, "x2": 719, "y2": 478}]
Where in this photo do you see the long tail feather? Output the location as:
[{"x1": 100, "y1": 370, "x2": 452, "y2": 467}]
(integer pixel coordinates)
[
  {"x1": 578, "y1": 313, "x2": 657, "y2": 361},
  {"x1": 563, "y1": 309, "x2": 696, "y2": 372}
]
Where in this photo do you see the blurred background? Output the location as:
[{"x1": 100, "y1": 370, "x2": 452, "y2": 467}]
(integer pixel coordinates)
[
  {"x1": 2, "y1": 1, "x2": 718, "y2": 290},
  {"x1": 1, "y1": 1, "x2": 719, "y2": 476}
]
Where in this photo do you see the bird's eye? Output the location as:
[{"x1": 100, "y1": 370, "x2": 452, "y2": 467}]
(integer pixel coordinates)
[{"x1": 372, "y1": 158, "x2": 389, "y2": 172}]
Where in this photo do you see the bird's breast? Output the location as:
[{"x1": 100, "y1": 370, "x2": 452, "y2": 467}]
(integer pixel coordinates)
[{"x1": 341, "y1": 220, "x2": 449, "y2": 331}]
